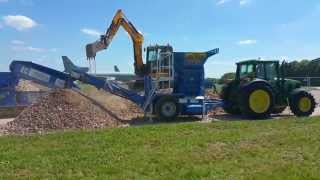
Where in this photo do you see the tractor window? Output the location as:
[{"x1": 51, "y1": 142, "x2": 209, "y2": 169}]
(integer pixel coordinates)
[
  {"x1": 265, "y1": 63, "x2": 277, "y2": 80},
  {"x1": 240, "y1": 65, "x2": 247, "y2": 74},
  {"x1": 247, "y1": 65, "x2": 253, "y2": 73},
  {"x1": 256, "y1": 64, "x2": 265, "y2": 79},
  {"x1": 239, "y1": 64, "x2": 254, "y2": 79}
]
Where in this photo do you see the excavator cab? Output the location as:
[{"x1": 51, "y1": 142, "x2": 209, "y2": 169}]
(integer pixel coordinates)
[{"x1": 146, "y1": 45, "x2": 174, "y2": 89}]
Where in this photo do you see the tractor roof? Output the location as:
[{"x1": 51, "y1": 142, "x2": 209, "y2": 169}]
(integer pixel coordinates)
[{"x1": 236, "y1": 59, "x2": 279, "y2": 65}]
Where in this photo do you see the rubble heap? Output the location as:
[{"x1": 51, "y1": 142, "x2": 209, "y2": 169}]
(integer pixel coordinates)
[{"x1": 5, "y1": 89, "x2": 124, "y2": 134}]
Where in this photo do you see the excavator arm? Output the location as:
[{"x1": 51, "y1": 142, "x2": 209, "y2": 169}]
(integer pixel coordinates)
[{"x1": 86, "y1": 10, "x2": 146, "y2": 76}]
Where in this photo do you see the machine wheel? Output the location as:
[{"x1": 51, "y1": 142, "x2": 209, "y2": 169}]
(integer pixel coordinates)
[
  {"x1": 155, "y1": 96, "x2": 179, "y2": 120},
  {"x1": 240, "y1": 83, "x2": 274, "y2": 119},
  {"x1": 220, "y1": 83, "x2": 241, "y2": 115},
  {"x1": 289, "y1": 91, "x2": 315, "y2": 117}
]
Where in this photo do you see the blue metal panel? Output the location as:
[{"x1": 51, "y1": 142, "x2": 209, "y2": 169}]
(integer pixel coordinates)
[
  {"x1": 10, "y1": 61, "x2": 75, "y2": 89},
  {"x1": 0, "y1": 90, "x2": 16, "y2": 107},
  {"x1": 173, "y1": 52, "x2": 206, "y2": 97},
  {"x1": 179, "y1": 99, "x2": 224, "y2": 116},
  {"x1": 16, "y1": 91, "x2": 47, "y2": 106},
  {"x1": 0, "y1": 72, "x2": 17, "y2": 89},
  {"x1": 0, "y1": 89, "x2": 47, "y2": 107},
  {"x1": 183, "y1": 104, "x2": 203, "y2": 115},
  {"x1": 66, "y1": 69, "x2": 146, "y2": 107}
]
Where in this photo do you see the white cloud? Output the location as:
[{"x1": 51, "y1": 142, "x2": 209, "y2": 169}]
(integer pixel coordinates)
[
  {"x1": 3, "y1": 15, "x2": 37, "y2": 31},
  {"x1": 238, "y1": 39, "x2": 257, "y2": 45},
  {"x1": 10, "y1": 41, "x2": 57, "y2": 53},
  {"x1": 216, "y1": 0, "x2": 229, "y2": 6},
  {"x1": 11, "y1": 45, "x2": 44, "y2": 53},
  {"x1": 26, "y1": 46, "x2": 44, "y2": 52},
  {"x1": 11, "y1": 40, "x2": 25, "y2": 45},
  {"x1": 240, "y1": 0, "x2": 250, "y2": 6},
  {"x1": 216, "y1": 0, "x2": 252, "y2": 7},
  {"x1": 81, "y1": 28, "x2": 101, "y2": 37}
]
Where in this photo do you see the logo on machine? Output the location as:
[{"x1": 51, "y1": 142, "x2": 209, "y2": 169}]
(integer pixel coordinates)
[{"x1": 185, "y1": 53, "x2": 206, "y2": 64}]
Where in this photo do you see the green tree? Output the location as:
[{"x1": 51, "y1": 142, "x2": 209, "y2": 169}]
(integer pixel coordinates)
[{"x1": 219, "y1": 72, "x2": 236, "y2": 84}]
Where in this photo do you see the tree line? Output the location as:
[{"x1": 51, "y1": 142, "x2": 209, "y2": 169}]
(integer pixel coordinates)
[{"x1": 284, "y1": 59, "x2": 320, "y2": 77}]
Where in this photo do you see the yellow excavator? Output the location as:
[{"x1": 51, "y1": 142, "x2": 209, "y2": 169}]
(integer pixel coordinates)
[{"x1": 86, "y1": 9, "x2": 146, "y2": 76}]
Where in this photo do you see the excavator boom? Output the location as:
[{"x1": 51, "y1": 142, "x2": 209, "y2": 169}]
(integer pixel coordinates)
[{"x1": 86, "y1": 10, "x2": 146, "y2": 76}]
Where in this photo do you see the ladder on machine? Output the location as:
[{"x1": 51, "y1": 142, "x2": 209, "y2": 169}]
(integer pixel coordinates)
[
  {"x1": 144, "y1": 51, "x2": 174, "y2": 121},
  {"x1": 150, "y1": 51, "x2": 174, "y2": 91}
]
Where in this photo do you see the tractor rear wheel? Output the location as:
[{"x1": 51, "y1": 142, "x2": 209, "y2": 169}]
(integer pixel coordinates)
[
  {"x1": 289, "y1": 91, "x2": 315, "y2": 117},
  {"x1": 240, "y1": 83, "x2": 274, "y2": 119},
  {"x1": 155, "y1": 96, "x2": 179, "y2": 121},
  {"x1": 220, "y1": 83, "x2": 241, "y2": 115}
]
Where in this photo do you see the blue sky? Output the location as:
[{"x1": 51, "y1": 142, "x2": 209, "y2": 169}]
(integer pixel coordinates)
[{"x1": 0, "y1": 0, "x2": 320, "y2": 78}]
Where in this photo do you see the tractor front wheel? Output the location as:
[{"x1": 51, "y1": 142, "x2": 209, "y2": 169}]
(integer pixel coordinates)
[{"x1": 289, "y1": 91, "x2": 316, "y2": 117}]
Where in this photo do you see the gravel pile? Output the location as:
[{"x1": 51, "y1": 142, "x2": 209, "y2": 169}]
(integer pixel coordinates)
[
  {"x1": 205, "y1": 90, "x2": 225, "y2": 116},
  {"x1": 84, "y1": 87, "x2": 143, "y2": 122},
  {"x1": 4, "y1": 89, "x2": 123, "y2": 135},
  {"x1": 15, "y1": 80, "x2": 50, "y2": 92}
]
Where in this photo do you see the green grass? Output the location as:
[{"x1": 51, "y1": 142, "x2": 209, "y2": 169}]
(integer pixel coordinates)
[{"x1": 1, "y1": 117, "x2": 320, "y2": 179}]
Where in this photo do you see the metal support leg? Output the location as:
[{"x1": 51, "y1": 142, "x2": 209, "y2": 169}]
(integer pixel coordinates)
[{"x1": 144, "y1": 104, "x2": 153, "y2": 123}]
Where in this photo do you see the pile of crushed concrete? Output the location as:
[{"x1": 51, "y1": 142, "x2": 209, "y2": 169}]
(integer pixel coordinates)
[
  {"x1": 1, "y1": 88, "x2": 143, "y2": 135},
  {"x1": 15, "y1": 79, "x2": 50, "y2": 92}
]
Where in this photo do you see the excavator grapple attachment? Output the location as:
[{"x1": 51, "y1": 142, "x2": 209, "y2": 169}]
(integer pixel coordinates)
[{"x1": 86, "y1": 40, "x2": 107, "y2": 60}]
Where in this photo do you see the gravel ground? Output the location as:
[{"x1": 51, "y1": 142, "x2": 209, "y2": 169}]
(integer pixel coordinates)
[
  {"x1": 0, "y1": 119, "x2": 14, "y2": 136},
  {"x1": 281, "y1": 89, "x2": 320, "y2": 117},
  {"x1": 0, "y1": 118, "x2": 14, "y2": 126},
  {"x1": 310, "y1": 89, "x2": 320, "y2": 116}
]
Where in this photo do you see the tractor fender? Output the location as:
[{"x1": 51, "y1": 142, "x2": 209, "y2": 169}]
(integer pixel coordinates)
[
  {"x1": 288, "y1": 88, "x2": 315, "y2": 104},
  {"x1": 289, "y1": 88, "x2": 306, "y2": 96},
  {"x1": 240, "y1": 79, "x2": 273, "y2": 92}
]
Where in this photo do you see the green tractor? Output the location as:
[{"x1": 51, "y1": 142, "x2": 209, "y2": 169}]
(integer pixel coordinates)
[{"x1": 220, "y1": 60, "x2": 316, "y2": 119}]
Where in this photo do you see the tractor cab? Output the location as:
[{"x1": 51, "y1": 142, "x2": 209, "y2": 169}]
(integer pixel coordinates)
[
  {"x1": 235, "y1": 60, "x2": 302, "y2": 96},
  {"x1": 236, "y1": 60, "x2": 280, "y2": 82}
]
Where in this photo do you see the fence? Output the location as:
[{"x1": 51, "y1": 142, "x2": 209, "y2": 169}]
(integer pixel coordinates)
[{"x1": 287, "y1": 77, "x2": 320, "y2": 87}]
